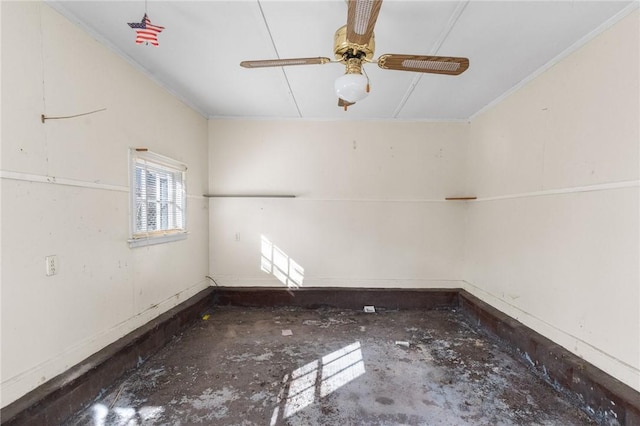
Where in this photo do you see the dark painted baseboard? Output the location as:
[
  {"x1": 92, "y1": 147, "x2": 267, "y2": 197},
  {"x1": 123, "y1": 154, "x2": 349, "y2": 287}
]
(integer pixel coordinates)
[
  {"x1": 1, "y1": 287, "x2": 216, "y2": 426},
  {"x1": 212, "y1": 286, "x2": 459, "y2": 310},
  {"x1": 2, "y1": 286, "x2": 638, "y2": 426},
  {"x1": 457, "y1": 290, "x2": 640, "y2": 426}
]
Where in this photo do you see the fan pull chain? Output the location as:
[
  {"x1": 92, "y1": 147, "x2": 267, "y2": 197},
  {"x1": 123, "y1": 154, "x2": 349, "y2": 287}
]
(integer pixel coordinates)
[{"x1": 362, "y1": 65, "x2": 371, "y2": 93}]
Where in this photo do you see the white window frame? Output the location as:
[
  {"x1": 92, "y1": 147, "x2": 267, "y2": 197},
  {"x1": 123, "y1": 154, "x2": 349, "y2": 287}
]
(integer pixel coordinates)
[{"x1": 128, "y1": 149, "x2": 187, "y2": 248}]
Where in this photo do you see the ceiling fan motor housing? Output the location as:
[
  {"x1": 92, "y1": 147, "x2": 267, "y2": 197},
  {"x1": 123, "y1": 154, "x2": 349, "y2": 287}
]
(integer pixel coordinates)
[{"x1": 334, "y1": 25, "x2": 375, "y2": 62}]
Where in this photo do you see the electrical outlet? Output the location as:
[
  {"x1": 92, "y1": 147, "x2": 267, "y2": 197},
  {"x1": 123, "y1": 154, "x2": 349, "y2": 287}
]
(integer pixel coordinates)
[
  {"x1": 235, "y1": 233, "x2": 241, "y2": 242},
  {"x1": 45, "y1": 255, "x2": 58, "y2": 276}
]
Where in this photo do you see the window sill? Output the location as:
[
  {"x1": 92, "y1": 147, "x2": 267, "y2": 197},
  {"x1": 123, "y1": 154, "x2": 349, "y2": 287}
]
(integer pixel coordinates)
[{"x1": 128, "y1": 232, "x2": 188, "y2": 248}]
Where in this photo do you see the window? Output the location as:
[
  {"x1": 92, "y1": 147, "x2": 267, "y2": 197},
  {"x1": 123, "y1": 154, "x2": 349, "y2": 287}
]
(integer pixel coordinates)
[{"x1": 129, "y1": 149, "x2": 187, "y2": 248}]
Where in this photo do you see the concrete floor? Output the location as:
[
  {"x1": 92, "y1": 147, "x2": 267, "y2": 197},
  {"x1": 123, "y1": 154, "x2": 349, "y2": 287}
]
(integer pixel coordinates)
[{"x1": 64, "y1": 306, "x2": 594, "y2": 425}]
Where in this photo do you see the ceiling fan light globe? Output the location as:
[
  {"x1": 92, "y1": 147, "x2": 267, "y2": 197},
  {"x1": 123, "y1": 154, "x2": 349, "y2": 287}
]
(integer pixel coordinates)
[{"x1": 334, "y1": 73, "x2": 369, "y2": 103}]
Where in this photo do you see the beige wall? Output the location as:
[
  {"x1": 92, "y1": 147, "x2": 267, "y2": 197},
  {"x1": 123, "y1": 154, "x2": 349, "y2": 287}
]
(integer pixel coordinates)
[
  {"x1": 208, "y1": 120, "x2": 470, "y2": 289},
  {"x1": 464, "y1": 11, "x2": 639, "y2": 391},
  {"x1": 0, "y1": 2, "x2": 209, "y2": 407}
]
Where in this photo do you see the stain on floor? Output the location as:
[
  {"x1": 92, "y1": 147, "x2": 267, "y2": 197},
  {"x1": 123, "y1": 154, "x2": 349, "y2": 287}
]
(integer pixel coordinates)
[{"x1": 63, "y1": 307, "x2": 595, "y2": 425}]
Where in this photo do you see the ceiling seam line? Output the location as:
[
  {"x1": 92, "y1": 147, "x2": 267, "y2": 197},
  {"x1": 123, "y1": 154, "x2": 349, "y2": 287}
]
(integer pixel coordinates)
[
  {"x1": 256, "y1": 0, "x2": 303, "y2": 118},
  {"x1": 392, "y1": 0, "x2": 471, "y2": 118}
]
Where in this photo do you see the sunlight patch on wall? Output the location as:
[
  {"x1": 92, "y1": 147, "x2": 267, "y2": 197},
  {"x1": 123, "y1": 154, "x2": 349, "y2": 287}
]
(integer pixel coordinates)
[
  {"x1": 271, "y1": 341, "x2": 365, "y2": 424},
  {"x1": 261, "y1": 235, "x2": 304, "y2": 289}
]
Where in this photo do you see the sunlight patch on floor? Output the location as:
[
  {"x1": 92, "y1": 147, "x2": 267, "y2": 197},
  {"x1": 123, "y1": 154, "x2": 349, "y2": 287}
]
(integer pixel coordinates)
[
  {"x1": 91, "y1": 403, "x2": 164, "y2": 425},
  {"x1": 272, "y1": 341, "x2": 365, "y2": 423}
]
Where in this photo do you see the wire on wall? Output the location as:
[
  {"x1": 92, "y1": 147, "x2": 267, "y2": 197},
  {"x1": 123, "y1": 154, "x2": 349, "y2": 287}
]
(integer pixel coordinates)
[{"x1": 41, "y1": 107, "x2": 107, "y2": 123}]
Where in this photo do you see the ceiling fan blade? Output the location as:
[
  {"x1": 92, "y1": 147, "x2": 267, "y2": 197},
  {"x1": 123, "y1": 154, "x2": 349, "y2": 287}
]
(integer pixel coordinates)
[
  {"x1": 346, "y1": 0, "x2": 383, "y2": 46},
  {"x1": 377, "y1": 54, "x2": 469, "y2": 75},
  {"x1": 240, "y1": 57, "x2": 331, "y2": 68}
]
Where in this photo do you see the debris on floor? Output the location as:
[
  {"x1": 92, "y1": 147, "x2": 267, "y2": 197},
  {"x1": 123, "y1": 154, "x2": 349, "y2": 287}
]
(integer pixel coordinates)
[
  {"x1": 281, "y1": 329, "x2": 293, "y2": 336},
  {"x1": 63, "y1": 307, "x2": 596, "y2": 426},
  {"x1": 363, "y1": 305, "x2": 376, "y2": 313}
]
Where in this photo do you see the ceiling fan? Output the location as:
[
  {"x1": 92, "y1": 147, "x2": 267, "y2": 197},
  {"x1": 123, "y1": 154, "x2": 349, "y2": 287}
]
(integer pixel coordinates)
[{"x1": 240, "y1": 0, "x2": 469, "y2": 110}]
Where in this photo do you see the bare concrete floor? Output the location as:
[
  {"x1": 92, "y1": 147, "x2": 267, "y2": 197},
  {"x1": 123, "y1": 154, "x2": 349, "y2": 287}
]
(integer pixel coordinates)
[{"x1": 64, "y1": 306, "x2": 594, "y2": 425}]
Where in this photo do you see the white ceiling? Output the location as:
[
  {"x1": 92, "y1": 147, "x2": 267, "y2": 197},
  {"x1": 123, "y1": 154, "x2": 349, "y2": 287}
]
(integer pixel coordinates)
[{"x1": 49, "y1": 1, "x2": 635, "y2": 121}]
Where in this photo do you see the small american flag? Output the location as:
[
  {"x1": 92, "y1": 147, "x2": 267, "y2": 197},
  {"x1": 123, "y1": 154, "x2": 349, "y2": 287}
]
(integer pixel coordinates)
[{"x1": 128, "y1": 14, "x2": 164, "y2": 46}]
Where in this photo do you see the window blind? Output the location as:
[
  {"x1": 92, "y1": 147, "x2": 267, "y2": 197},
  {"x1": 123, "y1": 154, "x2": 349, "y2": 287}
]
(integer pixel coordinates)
[{"x1": 130, "y1": 150, "x2": 187, "y2": 243}]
